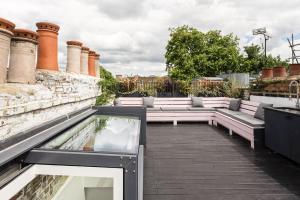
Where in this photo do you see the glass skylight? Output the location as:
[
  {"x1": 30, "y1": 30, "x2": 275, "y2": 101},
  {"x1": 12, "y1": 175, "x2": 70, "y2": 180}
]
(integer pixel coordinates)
[{"x1": 40, "y1": 115, "x2": 141, "y2": 154}]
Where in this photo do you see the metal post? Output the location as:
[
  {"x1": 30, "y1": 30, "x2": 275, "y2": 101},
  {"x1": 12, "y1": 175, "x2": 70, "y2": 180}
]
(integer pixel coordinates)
[
  {"x1": 264, "y1": 35, "x2": 267, "y2": 59},
  {"x1": 252, "y1": 27, "x2": 270, "y2": 68},
  {"x1": 292, "y1": 34, "x2": 294, "y2": 64}
]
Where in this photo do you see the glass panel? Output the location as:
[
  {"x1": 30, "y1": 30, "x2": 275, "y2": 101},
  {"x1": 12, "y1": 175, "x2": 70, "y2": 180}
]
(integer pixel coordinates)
[{"x1": 40, "y1": 115, "x2": 140, "y2": 154}]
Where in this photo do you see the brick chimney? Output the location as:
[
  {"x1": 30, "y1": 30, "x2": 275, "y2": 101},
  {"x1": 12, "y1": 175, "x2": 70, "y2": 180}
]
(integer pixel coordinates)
[
  {"x1": 0, "y1": 17, "x2": 15, "y2": 83},
  {"x1": 88, "y1": 50, "x2": 96, "y2": 76},
  {"x1": 66, "y1": 40, "x2": 82, "y2": 74},
  {"x1": 8, "y1": 29, "x2": 38, "y2": 84},
  {"x1": 95, "y1": 53, "x2": 100, "y2": 78},
  {"x1": 36, "y1": 22, "x2": 60, "y2": 71},
  {"x1": 80, "y1": 46, "x2": 89, "y2": 75}
]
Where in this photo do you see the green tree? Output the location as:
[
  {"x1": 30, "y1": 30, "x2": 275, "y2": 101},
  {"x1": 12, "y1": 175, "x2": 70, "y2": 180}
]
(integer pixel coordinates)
[
  {"x1": 165, "y1": 25, "x2": 243, "y2": 80},
  {"x1": 244, "y1": 44, "x2": 262, "y2": 60},
  {"x1": 243, "y1": 44, "x2": 289, "y2": 73},
  {"x1": 243, "y1": 44, "x2": 264, "y2": 73},
  {"x1": 96, "y1": 66, "x2": 117, "y2": 105}
]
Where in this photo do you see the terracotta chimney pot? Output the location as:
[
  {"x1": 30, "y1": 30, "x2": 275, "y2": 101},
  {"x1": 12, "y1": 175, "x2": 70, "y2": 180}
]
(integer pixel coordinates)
[
  {"x1": 88, "y1": 50, "x2": 96, "y2": 76},
  {"x1": 0, "y1": 17, "x2": 15, "y2": 83},
  {"x1": 80, "y1": 46, "x2": 89, "y2": 75},
  {"x1": 95, "y1": 53, "x2": 100, "y2": 78},
  {"x1": 8, "y1": 29, "x2": 38, "y2": 84},
  {"x1": 66, "y1": 40, "x2": 82, "y2": 74},
  {"x1": 36, "y1": 22, "x2": 60, "y2": 71},
  {"x1": 261, "y1": 68, "x2": 273, "y2": 79}
]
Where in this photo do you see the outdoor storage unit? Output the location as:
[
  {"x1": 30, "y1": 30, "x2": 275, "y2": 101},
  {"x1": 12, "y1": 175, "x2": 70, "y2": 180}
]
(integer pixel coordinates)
[{"x1": 265, "y1": 107, "x2": 300, "y2": 164}]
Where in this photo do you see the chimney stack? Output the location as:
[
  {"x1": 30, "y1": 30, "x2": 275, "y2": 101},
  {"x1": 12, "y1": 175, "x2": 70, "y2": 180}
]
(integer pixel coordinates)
[
  {"x1": 66, "y1": 40, "x2": 82, "y2": 74},
  {"x1": 95, "y1": 53, "x2": 100, "y2": 78},
  {"x1": 36, "y1": 22, "x2": 60, "y2": 71},
  {"x1": 7, "y1": 29, "x2": 38, "y2": 83},
  {"x1": 88, "y1": 50, "x2": 96, "y2": 76},
  {"x1": 0, "y1": 18, "x2": 15, "y2": 83},
  {"x1": 80, "y1": 46, "x2": 89, "y2": 75}
]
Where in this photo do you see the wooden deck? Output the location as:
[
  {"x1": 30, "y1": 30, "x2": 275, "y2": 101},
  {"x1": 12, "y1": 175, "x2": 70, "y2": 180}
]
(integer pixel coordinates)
[{"x1": 144, "y1": 123, "x2": 300, "y2": 200}]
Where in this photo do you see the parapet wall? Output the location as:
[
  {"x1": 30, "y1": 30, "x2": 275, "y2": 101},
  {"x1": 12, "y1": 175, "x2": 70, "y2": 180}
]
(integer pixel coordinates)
[{"x1": 0, "y1": 70, "x2": 100, "y2": 141}]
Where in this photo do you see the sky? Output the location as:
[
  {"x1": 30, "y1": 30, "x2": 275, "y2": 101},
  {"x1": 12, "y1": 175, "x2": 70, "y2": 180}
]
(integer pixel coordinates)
[{"x1": 2, "y1": 0, "x2": 300, "y2": 76}]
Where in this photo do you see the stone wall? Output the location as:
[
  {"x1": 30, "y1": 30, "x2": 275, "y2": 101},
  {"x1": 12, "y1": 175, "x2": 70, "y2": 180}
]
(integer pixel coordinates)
[{"x1": 0, "y1": 69, "x2": 100, "y2": 141}]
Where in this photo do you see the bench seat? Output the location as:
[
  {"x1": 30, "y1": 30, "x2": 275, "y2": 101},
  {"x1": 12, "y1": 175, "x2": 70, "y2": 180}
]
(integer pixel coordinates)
[
  {"x1": 217, "y1": 109, "x2": 264, "y2": 128},
  {"x1": 213, "y1": 100, "x2": 264, "y2": 149},
  {"x1": 160, "y1": 107, "x2": 189, "y2": 111},
  {"x1": 147, "y1": 108, "x2": 162, "y2": 112},
  {"x1": 117, "y1": 97, "x2": 264, "y2": 149},
  {"x1": 188, "y1": 107, "x2": 216, "y2": 111}
]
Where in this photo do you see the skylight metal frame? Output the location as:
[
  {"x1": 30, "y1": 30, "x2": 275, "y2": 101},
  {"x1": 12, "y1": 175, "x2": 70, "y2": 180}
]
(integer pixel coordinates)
[
  {"x1": 0, "y1": 106, "x2": 146, "y2": 200},
  {"x1": 0, "y1": 164, "x2": 124, "y2": 200}
]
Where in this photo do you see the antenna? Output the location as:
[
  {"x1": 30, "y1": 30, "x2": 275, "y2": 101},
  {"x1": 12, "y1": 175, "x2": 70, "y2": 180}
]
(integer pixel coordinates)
[
  {"x1": 253, "y1": 27, "x2": 271, "y2": 67},
  {"x1": 253, "y1": 27, "x2": 266, "y2": 35}
]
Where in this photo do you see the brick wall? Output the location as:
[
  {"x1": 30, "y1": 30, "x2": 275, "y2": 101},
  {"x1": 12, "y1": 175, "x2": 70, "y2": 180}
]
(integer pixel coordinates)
[{"x1": 11, "y1": 175, "x2": 67, "y2": 200}]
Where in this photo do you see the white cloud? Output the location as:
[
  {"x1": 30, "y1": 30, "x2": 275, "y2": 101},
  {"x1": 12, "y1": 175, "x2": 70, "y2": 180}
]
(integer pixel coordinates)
[{"x1": 2, "y1": 0, "x2": 300, "y2": 76}]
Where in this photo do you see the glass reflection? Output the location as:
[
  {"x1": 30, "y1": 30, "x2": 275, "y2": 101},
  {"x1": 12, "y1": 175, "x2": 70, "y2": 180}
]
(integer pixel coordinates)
[{"x1": 41, "y1": 115, "x2": 140, "y2": 154}]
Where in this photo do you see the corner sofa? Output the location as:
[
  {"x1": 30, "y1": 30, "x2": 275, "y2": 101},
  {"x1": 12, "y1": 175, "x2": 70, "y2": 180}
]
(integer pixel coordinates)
[{"x1": 116, "y1": 97, "x2": 267, "y2": 149}]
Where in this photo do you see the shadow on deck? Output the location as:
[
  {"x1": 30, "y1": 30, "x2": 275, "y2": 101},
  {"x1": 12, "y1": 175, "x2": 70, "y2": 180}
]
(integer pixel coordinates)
[{"x1": 144, "y1": 123, "x2": 300, "y2": 200}]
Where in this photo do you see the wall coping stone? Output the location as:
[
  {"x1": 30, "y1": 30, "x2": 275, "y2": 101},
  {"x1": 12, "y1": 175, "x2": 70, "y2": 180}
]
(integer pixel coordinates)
[{"x1": 0, "y1": 70, "x2": 100, "y2": 117}]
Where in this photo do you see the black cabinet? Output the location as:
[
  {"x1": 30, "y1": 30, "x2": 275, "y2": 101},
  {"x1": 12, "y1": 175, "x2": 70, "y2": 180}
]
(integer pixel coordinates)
[
  {"x1": 265, "y1": 108, "x2": 300, "y2": 164},
  {"x1": 289, "y1": 115, "x2": 300, "y2": 163}
]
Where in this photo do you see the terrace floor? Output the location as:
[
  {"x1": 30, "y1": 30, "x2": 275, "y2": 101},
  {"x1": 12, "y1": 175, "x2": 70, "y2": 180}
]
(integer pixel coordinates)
[{"x1": 144, "y1": 123, "x2": 300, "y2": 200}]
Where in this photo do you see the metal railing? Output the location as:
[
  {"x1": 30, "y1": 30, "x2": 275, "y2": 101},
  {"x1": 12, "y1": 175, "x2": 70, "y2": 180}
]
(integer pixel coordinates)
[{"x1": 114, "y1": 80, "x2": 224, "y2": 97}]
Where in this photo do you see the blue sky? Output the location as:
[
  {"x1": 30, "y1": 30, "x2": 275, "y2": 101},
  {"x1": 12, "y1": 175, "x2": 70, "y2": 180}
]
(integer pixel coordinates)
[{"x1": 2, "y1": 0, "x2": 300, "y2": 76}]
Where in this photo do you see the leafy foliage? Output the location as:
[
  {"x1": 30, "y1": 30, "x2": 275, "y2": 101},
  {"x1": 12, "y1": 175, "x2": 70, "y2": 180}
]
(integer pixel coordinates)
[
  {"x1": 96, "y1": 66, "x2": 117, "y2": 105},
  {"x1": 243, "y1": 44, "x2": 288, "y2": 73},
  {"x1": 116, "y1": 78, "x2": 193, "y2": 97},
  {"x1": 223, "y1": 81, "x2": 244, "y2": 98},
  {"x1": 195, "y1": 84, "x2": 226, "y2": 97},
  {"x1": 165, "y1": 26, "x2": 243, "y2": 80},
  {"x1": 265, "y1": 55, "x2": 289, "y2": 68},
  {"x1": 192, "y1": 81, "x2": 243, "y2": 98},
  {"x1": 242, "y1": 45, "x2": 264, "y2": 73},
  {"x1": 165, "y1": 26, "x2": 289, "y2": 79}
]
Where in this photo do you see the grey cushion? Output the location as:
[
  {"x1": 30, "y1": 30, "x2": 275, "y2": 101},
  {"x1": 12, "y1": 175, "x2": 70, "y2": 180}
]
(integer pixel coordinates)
[
  {"x1": 254, "y1": 103, "x2": 273, "y2": 120},
  {"x1": 233, "y1": 114, "x2": 265, "y2": 127},
  {"x1": 161, "y1": 107, "x2": 189, "y2": 111},
  {"x1": 147, "y1": 107, "x2": 161, "y2": 112},
  {"x1": 143, "y1": 97, "x2": 154, "y2": 108},
  {"x1": 113, "y1": 98, "x2": 122, "y2": 106},
  {"x1": 228, "y1": 99, "x2": 241, "y2": 111},
  {"x1": 217, "y1": 108, "x2": 244, "y2": 116},
  {"x1": 217, "y1": 109, "x2": 264, "y2": 127},
  {"x1": 188, "y1": 107, "x2": 215, "y2": 112},
  {"x1": 191, "y1": 97, "x2": 203, "y2": 107}
]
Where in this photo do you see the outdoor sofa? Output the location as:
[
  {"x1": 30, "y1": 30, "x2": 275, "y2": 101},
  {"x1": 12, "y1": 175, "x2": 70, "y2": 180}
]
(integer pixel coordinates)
[{"x1": 115, "y1": 97, "x2": 270, "y2": 149}]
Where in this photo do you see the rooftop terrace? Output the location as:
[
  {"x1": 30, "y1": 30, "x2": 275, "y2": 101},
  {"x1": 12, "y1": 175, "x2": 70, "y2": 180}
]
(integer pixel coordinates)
[{"x1": 144, "y1": 123, "x2": 300, "y2": 200}]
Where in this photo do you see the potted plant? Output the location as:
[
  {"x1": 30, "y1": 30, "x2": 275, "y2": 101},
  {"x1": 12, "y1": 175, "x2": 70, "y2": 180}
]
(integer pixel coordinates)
[
  {"x1": 261, "y1": 55, "x2": 289, "y2": 79},
  {"x1": 273, "y1": 66, "x2": 287, "y2": 78},
  {"x1": 289, "y1": 64, "x2": 300, "y2": 76},
  {"x1": 261, "y1": 68, "x2": 273, "y2": 79}
]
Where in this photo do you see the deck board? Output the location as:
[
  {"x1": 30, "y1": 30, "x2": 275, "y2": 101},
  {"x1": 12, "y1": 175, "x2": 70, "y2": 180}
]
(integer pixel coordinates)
[{"x1": 144, "y1": 123, "x2": 300, "y2": 200}]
